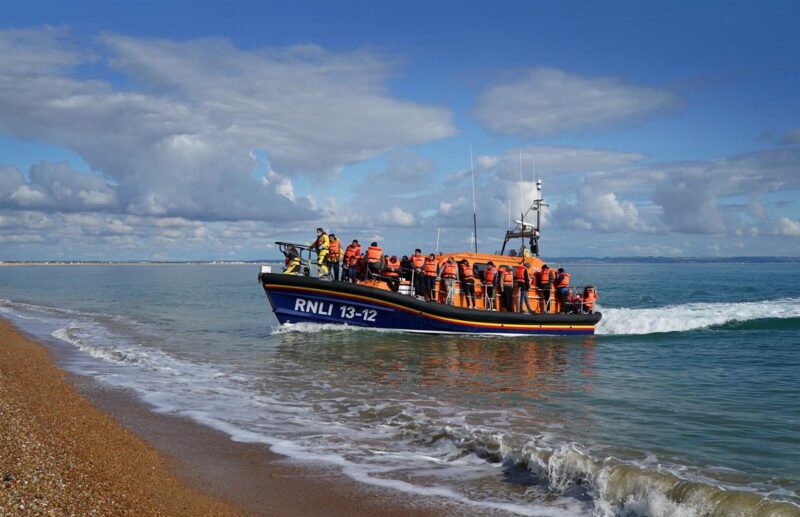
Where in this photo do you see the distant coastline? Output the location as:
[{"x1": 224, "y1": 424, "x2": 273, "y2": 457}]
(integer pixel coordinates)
[{"x1": 1, "y1": 256, "x2": 799, "y2": 266}]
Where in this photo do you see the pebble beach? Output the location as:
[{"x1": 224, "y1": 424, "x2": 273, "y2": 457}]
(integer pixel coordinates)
[{"x1": 0, "y1": 319, "x2": 238, "y2": 515}]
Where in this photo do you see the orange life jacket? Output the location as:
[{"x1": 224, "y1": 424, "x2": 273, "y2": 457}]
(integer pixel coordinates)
[
  {"x1": 344, "y1": 244, "x2": 361, "y2": 265},
  {"x1": 485, "y1": 267, "x2": 496, "y2": 284},
  {"x1": 515, "y1": 265, "x2": 526, "y2": 282},
  {"x1": 460, "y1": 264, "x2": 474, "y2": 281},
  {"x1": 442, "y1": 262, "x2": 457, "y2": 279},
  {"x1": 423, "y1": 258, "x2": 438, "y2": 277},
  {"x1": 384, "y1": 257, "x2": 400, "y2": 277},
  {"x1": 583, "y1": 289, "x2": 598, "y2": 310},
  {"x1": 366, "y1": 246, "x2": 383, "y2": 263},
  {"x1": 328, "y1": 239, "x2": 341, "y2": 260},
  {"x1": 411, "y1": 255, "x2": 425, "y2": 268},
  {"x1": 555, "y1": 272, "x2": 571, "y2": 288},
  {"x1": 539, "y1": 268, "x2": 553, "y2": 286},
  {"x1": 501, "y1": 269, "x2": 513, "y2": 286}
]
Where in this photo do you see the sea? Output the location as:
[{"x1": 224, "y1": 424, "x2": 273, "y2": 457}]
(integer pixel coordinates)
[{"x1": 1, "y1": 263, "x2": 798, "y2": 516}]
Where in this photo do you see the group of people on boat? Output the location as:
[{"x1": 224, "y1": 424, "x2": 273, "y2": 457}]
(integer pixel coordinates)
[{"x1": 281, "y1": 228, "x2": 598, "y2": 314}]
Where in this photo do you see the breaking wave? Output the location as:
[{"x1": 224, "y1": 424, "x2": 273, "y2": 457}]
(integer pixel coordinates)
[
  {"x1": 3, "y1": 296, "x2": 799, "y2": 516},
  {"x1": 596, "y1": 298, "x2": 800, "y2": 335}
]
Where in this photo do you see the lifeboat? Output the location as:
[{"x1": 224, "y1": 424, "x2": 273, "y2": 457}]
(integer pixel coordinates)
[{"x1": 259, "y1": 181, "x2": 602, "y2": 335}]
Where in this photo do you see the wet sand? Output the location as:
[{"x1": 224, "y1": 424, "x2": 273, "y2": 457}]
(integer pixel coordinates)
[{"x1": 0, "y1": 319, "x2": 459, "y2": 516}]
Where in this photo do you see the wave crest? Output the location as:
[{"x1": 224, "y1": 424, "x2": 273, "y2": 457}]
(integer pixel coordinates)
[{"x1": 597, "y1": 298, "x2": 800, "y2": 335}]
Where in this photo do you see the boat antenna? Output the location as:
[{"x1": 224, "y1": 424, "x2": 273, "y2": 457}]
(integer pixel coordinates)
[
  {"x1": 436, "y1": 227, "x2": 441, "y2": 254},
  {"x1": 519, "y1": 148, "x2": 524, "y2": 254},
  {"x1": 470, "y1": 146, "x2": 478, "y2": 253}
]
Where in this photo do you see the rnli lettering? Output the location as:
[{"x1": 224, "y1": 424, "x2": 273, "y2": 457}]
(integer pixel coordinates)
[
  {"x1": 292, "y1": 297, "x2": 378, "y2": 322},
  {"x1": 293, "y1": 298, "x2": 333, "y2": 316}
]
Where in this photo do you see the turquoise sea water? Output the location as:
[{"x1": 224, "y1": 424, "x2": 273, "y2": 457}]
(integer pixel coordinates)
[{"x1": 1, "y1": 263, "x2": 799, "y2": 516}]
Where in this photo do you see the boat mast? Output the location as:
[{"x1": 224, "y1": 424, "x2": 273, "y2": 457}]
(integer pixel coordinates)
[
  {"x1": 533, "y1": 179, "x2": 543, "y2": 257},
  {"x1": 519, "y1": 149, "x2": 524, "y2": 255},
  {"x1": 500, "y1": 163, "x2": 547, "y2": 257},
  {"x1": 470, "y1": 147, "x2": 478, "y2": 253}
]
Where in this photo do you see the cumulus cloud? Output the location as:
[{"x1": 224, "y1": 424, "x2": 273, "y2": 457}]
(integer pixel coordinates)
[
  {"x1": 556, "y1": 187, "x2": 658, "y2": 233},
  {"x1": 476, "y1": 146, "x2": 646, "y2": 180},
  {"x1": 770, "y1": 217, "x2": 800, "y2": 237},
  {"x1": 380, "y1": 206, "x2": 417, "y2": 227},
  {"x1": 562, "y1": 148, "x2": 800, "y2": 235},
  {"x1": 0, "y1": 161, "x2": 118, "y2": 211},
  {"x1": 0, "y1": 27, "x2": 454, "y2": 223},
  {"x1": 0, "y1": 208, "x2": 301, "y2": 259},
  {"x1": 430, "y1": 146, "x2": 800, "y2": 243},
  {"x1": 475, "y1": 68, "x2": 682, "y2": 137},
  {"x1": 361, "y1": 151, "x2": 437, "y2": 192}
]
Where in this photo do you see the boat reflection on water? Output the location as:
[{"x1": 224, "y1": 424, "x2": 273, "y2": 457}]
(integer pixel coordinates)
[{"x1": 273, "y1": 330, "x2": 598, "y2": 414}]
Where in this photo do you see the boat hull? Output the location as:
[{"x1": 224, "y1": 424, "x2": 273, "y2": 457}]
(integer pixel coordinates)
[{"x1": 260, "y1": 273, "x2": 601, "y2": 336}]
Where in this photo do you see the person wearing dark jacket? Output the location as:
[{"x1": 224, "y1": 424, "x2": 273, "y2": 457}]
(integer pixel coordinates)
[
  {"x1": 500, "y1": 266, "x2": 514, "y2": 312},
  {"x1": 538, "y1": 264, "x2": 554, "y2": 312},
  {"x1": 517, "y1": 262, "x2": 534, "y2": 314},
  {"x1": 483, "y1": 262, "x2": 499, "y2": 310},
  {"x1": 400, "y1": 255, "x2": 413, "y2": 282},
  {"x1": 554, "y1": 267, "x2": 571, "y2": 313}
]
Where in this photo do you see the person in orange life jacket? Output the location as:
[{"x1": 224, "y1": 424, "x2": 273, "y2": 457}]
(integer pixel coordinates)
[
  {"x1": 516, "y1": 261, "x2": 534, "y2": 314},
  {"x1": 383, "y1": 255, "x2": 402, "y2": 291},
  {"x1": 327, "y1": 233, "x2": 342, "y2": 281},
  {"x1": 365, "y1": 242, "x2": 384, "y2": 278},
  {"x1": 354, "y1": 253, "x2": 366, "y2": 281},
  {"x1": 459, "y1": 259, "x2": 476, "y2": 308},
  {"x1": 311, "y1": 228, "x2": 330, "y2": 277},
  {"x1": 283, "y1": 245, "x2": 302, "y2": 275},
  {"x1": 580, "y1": 285, "x2": 598, "y2": 313},
  {"x1": 555, "y1": 268, "x2": 571, "y2": 313},
  {"x1": 441, "y1": 257, "x2": 458, "y2": 305},
  {"x1": 383, "y1": 255, "x2": 401, "y2": 277},
  {"x1": 500, "y1": 266, "x2": 515, "y2": 312},
  {"x1": 400, "y1": 255, "x2": 413, "y2": 281},
  {"x1": 483, "y1": 261, "x2": 499, "y2": 310},
  {"x1": 422, "y1": 253, "x2": 438, "y2": 301},
  {"x1": 342, "y1": 239, "x2": 361, "y2": 282},
  {"x1": 410, "y1": 249, "x2": 426, "y2": 299},
  {"x1": 538, "y1": 264, "x2": 554, "y2": 311}
]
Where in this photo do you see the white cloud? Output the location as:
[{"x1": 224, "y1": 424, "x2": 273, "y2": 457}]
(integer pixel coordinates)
[
  {"x1": 476, "y1": 146, "x2": 646, "y2": 180},
  {"x1": 770, "y1": 217, "x2": 800, "y2": 237},
  {"x1": 559, "y1": 148, "x2": 800, "y2": 235},
  {"x1": 475, "y1": 68, "x2": 682, "y2": 137},
  {"x1": 477, "y1": 155, "x2": 499, "y2": 169},
  {"x1": 362, "y1": 151, "x2": 437, "y2": 191},
  {"x1": 556, "y1": 187, "x2": 658, "y2": 233},
  {"x1": 0, "y1": 161, "x2": 116, "y2": 211},
  {"x1": 261, "y1": 169, "x2": 296, "y2": 202},
  {"x1": 0, "y1": 28, "x2": 455, "y2": 223},
  {"x1": 380, "y1": 206, "x2": 417, "y2": 227},
  {"x1": 9, "y1": 185, "x2": 47, "y2": 205}
]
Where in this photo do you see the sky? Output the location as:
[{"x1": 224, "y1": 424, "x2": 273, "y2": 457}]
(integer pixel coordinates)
[{"x1": 0, "y1": 0, "x2": 799, "y2": 260}]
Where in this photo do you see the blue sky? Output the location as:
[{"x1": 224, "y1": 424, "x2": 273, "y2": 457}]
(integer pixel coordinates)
[{"x1": 0, "y1": 0, "x2": 798, "y2": 260}]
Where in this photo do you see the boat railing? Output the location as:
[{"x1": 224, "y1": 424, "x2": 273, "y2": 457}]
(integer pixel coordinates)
[
  {"x1": 274, "y1": 253, "x2": 596, "y2": 315},
  {"x1": 391, "y1": 267, "x2": 596, "y2": 314}
]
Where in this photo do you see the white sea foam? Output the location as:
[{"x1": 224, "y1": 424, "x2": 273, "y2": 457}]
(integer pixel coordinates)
[
  {"x1": 3, "y1": 296, "x2": 799, "y2": 516},
  {"x1": 596, "y1": 297, "x2": 800, "y2": 335}
]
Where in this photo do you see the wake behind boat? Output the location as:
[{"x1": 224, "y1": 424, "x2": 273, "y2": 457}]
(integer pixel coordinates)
[{"x1": 259, "y1": 180, "x2": 602, "y2": 335}]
